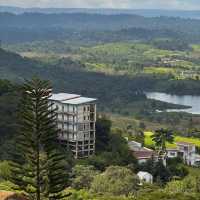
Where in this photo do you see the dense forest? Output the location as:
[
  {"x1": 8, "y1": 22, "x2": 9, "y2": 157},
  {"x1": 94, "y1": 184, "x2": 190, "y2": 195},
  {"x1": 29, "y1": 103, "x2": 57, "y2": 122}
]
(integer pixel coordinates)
[
  {"x1": 2, "y1": 12, "x2": 200, "y2": 44},
  {"x1": 1, "y1": 47, "x2": 200, "y2": 111},
  {"x1": 0, "y1": 79, "x2": 18, "y2": 160},
  {"x1": 0, "y1": 48, "x2": 148, "y2": 112}
]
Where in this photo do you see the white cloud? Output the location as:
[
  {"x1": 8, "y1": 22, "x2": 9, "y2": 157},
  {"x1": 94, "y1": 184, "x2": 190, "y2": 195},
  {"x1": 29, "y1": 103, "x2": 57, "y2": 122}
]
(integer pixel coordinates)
[{"x1": 0, "y1": 0, "x2": 199, "y2": 10}]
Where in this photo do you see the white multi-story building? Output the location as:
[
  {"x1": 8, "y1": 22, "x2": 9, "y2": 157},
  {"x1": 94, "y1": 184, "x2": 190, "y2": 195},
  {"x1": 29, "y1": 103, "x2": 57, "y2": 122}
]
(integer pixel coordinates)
[{"x1": 49, "y1": 93, "x2": 97, "y2": 158}]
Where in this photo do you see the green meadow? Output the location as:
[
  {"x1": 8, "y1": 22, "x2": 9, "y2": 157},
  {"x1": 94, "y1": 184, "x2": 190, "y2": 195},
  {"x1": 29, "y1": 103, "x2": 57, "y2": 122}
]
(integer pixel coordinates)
[{"x1": 144, "y1": 131, "x2": 200, "y2": 148}]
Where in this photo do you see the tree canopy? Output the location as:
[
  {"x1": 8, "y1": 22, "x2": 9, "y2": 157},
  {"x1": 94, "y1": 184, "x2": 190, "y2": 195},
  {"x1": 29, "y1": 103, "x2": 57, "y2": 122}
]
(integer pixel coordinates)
[{"x1": 90, "y1": 166, "x2": 139, "y2": 196}]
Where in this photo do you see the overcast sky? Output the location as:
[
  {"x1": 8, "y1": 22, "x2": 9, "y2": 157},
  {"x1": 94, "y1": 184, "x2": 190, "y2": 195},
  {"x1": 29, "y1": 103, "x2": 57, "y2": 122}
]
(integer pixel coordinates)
[{"x1": 0, "y1": 0, "x2": 199, "y2": 10}]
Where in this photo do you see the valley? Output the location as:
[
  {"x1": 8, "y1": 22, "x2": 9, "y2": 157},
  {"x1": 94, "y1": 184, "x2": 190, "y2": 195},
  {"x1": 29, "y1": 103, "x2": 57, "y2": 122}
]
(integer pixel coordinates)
[{"x1": 1, "y1": 8, "x2": 200, "y2": 200}]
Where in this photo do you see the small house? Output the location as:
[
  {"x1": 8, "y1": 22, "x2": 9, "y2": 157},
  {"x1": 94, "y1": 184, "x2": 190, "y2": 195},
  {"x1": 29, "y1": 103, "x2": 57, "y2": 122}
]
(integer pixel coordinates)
[
  {"x1": 128, "y1": 141, "x2": 157, "y2": 164},
  {"x1": 137, "y1": 171, "x2": 153, "y2": 184},
  {"x1": 176, "y1": 142, "x2": 196, "y2": 166},
  {"x1": 167, "y1": 142, "x2": 200, "y2": 166}
]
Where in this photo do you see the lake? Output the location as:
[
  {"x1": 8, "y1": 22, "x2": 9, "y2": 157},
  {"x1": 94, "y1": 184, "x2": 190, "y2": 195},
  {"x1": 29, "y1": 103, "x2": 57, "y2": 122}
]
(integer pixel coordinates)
[{"x1": 145, "y1": 92, "x2": 200, "y2": 115}]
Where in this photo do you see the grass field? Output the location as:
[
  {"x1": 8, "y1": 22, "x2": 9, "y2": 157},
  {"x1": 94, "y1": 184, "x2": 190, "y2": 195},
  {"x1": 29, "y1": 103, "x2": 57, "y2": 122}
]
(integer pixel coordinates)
[
  {"x1": 6, "y1": 41, "x2": 200, "y2": 80},
  {"x1": 145, "y1": 131, "x2": 200, "y2": 148},
  {"x1": 144, "y1": 67, "x2": 175, "y2": 75}
]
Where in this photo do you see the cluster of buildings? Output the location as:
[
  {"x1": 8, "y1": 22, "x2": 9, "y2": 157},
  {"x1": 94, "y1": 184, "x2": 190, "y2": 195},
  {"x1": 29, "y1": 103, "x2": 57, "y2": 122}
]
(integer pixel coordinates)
[
  {"x1": 129, "y1": 140, "x2": 200, "y2": 167},
  {"x1": 49, "y1": 92, "x2": 200, "y2": 167},
  {"x1": 129, "y1": 140, "x2": 200, "y2": 184},
  {"x1": 48, "y1": 92, "x2": 200, "y2": 184}
]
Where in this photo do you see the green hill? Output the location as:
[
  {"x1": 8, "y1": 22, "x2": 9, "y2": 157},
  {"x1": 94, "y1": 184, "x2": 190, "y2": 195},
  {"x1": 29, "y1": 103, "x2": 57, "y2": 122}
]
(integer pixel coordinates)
[{"x1": 0, "y1": 48, "x2": 151, "y2": 113}]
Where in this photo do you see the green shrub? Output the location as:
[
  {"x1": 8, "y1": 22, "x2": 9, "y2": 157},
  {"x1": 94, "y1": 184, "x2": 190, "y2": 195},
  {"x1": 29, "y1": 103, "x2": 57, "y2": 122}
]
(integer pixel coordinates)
[
  {"x1": 0, "y1": 161, "x2": 11, "y2": 181},
  {"x1": 90, "y1": 166, "x2": 139, "y2": 196}
]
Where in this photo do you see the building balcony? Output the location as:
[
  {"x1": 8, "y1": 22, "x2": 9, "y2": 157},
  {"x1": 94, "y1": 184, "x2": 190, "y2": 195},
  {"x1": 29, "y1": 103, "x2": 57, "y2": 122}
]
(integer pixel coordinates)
[
  {"x1": 63, "y1": 111, "x2": 77, "y2": 115},
  {"x1": 55, "y1": 110, "x2": 78, "y2": 115},
  {"x1": 62, "y1": 130, "x2": 78, "y2": 134},
  {"x1": 63, "y1": 120, "x2": 77, "y2": 124},
  {"x1": 58, "y1": 134, "x2": 69, "y2": 141}
]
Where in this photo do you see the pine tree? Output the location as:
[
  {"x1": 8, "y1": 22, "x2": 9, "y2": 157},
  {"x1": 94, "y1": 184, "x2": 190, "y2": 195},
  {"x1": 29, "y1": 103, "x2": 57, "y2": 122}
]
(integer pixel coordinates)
[{"x1": 10, "y1": 77, "x2": 69, "y2": 200}]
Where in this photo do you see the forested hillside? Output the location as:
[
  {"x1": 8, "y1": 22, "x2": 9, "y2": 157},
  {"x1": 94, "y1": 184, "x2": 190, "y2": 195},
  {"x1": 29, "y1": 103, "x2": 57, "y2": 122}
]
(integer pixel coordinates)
[
  {"x1": 1, "y1": 11, "x2": 200, "y2": 133},
  {"x1": 2, "y1": 6, "x2": 200, "y2": 19},
  {"x1": 0, "y1": 48, "x2": 151, "y2": 112},
  {"x1": 1, "y1": 47, "x2": 195, "y2": 115},
  {"x1": 2, "y1": 13, "x2": 200, "y2": 43},
  {"x1": 0, "y1": 80, "x2": 18, "y2": 159}
]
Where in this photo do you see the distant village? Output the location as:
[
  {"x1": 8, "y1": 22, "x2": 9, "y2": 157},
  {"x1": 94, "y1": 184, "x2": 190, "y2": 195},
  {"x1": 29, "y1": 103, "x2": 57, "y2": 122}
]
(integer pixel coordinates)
[{"x1": 128, "y1": 139, "x2": 200, "y2": 183}]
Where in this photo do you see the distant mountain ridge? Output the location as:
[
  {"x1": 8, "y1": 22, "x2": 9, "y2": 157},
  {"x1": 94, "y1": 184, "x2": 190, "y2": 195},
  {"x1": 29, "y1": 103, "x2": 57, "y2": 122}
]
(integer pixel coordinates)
[
  {"x1": 1, "y1": 12, "x2": 200, "y2": 44},
  {"x1": 1, "y1": 6, "x2": 200, "y2": 19}
]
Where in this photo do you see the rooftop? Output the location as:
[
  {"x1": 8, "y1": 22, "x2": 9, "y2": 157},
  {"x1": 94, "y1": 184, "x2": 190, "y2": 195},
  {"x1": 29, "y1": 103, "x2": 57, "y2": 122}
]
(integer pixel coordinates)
[
  {"x1": 49, "y1": 93, "x2": 96, "y2": 104},
  {"x1": 128, "y1": 141, "x2": 142, "y2": 151},
  {"x1": 137, "y1": 171, "x2": 153, "y2": 177},
  {"x1": 49, "y1": 93, "x2": 80, "y2": 101},
  {"x1": 176, "y1": 141, "x2": 195, "y2": 146},
  {"x1": 62, "y1": 97, "x2": 97, "y2": 105},
  {"x1": 132, "y1": 148, "x2": 156, "y2": 159},
  {"x1": 167, "y1": 148, "x2": 178, "y2": 151},
  {"x1": 0, "y1": 191, "x2": 28, "y2": 200}
]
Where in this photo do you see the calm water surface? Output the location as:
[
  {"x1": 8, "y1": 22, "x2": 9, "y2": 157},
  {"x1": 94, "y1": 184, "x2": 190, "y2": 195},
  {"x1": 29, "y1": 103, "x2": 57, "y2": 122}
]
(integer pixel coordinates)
[{"x1": 146, "y1": 92, "x2": 200, "y2": 114}]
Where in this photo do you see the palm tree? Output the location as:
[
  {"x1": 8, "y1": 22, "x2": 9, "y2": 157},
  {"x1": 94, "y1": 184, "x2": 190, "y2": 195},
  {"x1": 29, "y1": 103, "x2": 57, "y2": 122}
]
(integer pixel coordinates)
[{"x1": 151, "y1": 128, "x2": 174, "y2": 163}]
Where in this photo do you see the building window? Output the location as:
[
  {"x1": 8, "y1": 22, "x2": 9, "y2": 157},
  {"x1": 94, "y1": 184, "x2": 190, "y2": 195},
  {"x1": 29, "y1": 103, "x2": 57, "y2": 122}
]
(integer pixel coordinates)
[
  {"x1": 56, "y1": 105, "x2": 59, "y2": 110},
  {"x1": 184, "y1": 147, "x2": 188, "y2": 151}
]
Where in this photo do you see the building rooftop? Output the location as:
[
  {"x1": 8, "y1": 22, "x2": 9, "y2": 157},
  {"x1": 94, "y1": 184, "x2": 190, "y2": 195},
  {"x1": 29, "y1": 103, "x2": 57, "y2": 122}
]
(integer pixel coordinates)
[
  {"x1": 137, "y1": 171, "x2": 153, "y2": 177},
  {"x1": 176, "y1": 141, "x2": 195, "y2": 146},
  {"x1": 49, "y1": 93, "x2": 96, "y2": 105},
  {"x1": 62, "y1": 97, "x2": 97, "y2": 105},
  {"x1": 167, "y1": 148, "x2": 178, "y2": 151},
  {"x1": 49, "y1": 93, "x2": 80, "y2": 101},
  {"x1": 132, "y1": 148, "x2": 156, "y2": 159},
  {"x1": 133, "y1": 150, "x2": 155, "y2": 159},
  {"x1": 128, "y1": 141, "x2": 142, "y2": 151}
]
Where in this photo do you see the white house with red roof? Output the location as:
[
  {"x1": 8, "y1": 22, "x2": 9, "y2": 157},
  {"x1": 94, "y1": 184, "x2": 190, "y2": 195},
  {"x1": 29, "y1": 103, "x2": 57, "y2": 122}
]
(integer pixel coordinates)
[{"x1": 128, "y1": 141, "x2": 157, "y2": 164}]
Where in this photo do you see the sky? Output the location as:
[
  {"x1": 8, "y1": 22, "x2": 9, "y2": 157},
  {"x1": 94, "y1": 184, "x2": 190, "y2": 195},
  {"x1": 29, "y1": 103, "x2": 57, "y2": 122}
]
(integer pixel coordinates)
[{"x1": 0, "y1": 0, "x2": 199, "y2": 10}]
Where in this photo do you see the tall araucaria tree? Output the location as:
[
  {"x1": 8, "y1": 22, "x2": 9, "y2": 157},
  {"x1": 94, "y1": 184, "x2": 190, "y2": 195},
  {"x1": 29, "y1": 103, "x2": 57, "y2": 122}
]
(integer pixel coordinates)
[{"x1": 10, "y1": 77, "x2": 69, "y2": 200}]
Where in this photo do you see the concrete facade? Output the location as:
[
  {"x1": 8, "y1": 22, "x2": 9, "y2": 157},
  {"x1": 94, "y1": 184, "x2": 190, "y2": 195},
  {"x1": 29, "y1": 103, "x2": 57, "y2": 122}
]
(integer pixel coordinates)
[{"x1": 49, "y1": 93, "x2": 97, "y2": 158}]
